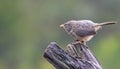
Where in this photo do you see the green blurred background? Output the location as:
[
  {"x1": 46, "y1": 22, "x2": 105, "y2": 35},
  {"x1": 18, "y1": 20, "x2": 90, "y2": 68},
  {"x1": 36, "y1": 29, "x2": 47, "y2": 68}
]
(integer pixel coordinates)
[{"x1": 0, "y1": 0, "x2": 120, "y2": 69}]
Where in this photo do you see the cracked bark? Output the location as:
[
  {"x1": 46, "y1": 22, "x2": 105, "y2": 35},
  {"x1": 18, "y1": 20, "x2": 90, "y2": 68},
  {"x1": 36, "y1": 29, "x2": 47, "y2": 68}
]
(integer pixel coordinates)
[{"x1": 44, "y1": 42, "x2": 102, "y2": 69}]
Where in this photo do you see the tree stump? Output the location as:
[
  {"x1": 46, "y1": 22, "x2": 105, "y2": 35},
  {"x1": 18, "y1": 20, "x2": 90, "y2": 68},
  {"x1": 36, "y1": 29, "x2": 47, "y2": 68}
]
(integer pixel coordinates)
[{"x1": 44, "y1": 42, "x2": 102, "y2": 69}]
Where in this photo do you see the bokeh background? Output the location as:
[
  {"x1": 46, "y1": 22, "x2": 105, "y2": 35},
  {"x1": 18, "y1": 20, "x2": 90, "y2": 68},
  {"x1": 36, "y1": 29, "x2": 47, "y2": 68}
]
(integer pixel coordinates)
[{"x1": 0, "y1": 0, "x2": 120, "y2": 69}]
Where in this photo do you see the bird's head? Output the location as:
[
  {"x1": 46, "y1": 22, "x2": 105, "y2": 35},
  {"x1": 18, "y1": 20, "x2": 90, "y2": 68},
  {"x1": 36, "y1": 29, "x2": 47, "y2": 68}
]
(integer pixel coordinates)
[{"x1": 60, "y1": 20, "x2": 76, "y2": 32}]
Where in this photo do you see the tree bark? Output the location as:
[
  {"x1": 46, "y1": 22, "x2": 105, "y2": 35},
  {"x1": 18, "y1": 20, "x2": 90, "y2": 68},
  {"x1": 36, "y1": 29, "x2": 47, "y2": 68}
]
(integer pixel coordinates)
[{"x1": 44, "y1": 42, "x2": 102, "y2": 69}]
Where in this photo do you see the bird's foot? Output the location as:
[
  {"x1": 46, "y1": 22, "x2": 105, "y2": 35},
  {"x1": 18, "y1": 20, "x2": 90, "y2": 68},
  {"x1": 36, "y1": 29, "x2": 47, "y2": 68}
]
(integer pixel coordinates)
[
  {"x1": 72, "y1": 40, "x2": 84, "y2": 45},
  {"x1": 72, "y1": 40, "x2": 88, "y2": 48}
]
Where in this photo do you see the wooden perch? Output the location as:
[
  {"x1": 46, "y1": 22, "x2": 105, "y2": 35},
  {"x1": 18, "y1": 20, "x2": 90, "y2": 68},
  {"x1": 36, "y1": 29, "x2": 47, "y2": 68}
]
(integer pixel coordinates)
[{"x1": 44, "y1": 42, "x2": 102, "y2": 69}]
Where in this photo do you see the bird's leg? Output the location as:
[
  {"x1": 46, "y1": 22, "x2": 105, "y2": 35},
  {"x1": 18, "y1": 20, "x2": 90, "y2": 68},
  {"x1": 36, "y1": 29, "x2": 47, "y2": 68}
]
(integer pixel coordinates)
[
  {"x1": 72, "y1": 40, "x2": 88, "y2": 48},
  {"x1": 72, "y1": 40, "x2": 81, "y2": 44},
  {"x1": 72, "y1": 40, "x2": 86, "y2": 45},
  {"x1": 81, "y1": 41, "x2": 86, "y2": 45},
  {"x1": 81, "y1": 41, "x2": 88, "y2": 48}
]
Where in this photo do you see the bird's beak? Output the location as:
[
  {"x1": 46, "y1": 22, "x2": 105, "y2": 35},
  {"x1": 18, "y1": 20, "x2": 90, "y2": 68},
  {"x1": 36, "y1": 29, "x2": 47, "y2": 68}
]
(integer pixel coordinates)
[{"x1": 60, "y1": 24, "x2": 65, "y2": 28}]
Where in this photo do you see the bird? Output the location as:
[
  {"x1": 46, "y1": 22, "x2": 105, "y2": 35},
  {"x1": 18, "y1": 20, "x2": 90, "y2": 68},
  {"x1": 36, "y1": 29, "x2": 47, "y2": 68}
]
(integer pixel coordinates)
[{"x1": 60, "y1": 20, "x2": 117, "y2": 44}]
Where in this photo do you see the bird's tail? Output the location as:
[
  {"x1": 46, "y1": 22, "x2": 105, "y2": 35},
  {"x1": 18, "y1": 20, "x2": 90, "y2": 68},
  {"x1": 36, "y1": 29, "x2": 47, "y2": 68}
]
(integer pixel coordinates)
[{"x1": 97, "y1": 21, "x2": 117, "y2": 26}]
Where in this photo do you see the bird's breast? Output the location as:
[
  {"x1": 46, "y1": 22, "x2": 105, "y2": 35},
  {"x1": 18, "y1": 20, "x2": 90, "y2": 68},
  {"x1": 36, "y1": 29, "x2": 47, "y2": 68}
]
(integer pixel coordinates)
[{"x1": 80, "y1": 35, "x2": 94, "y2": 42}]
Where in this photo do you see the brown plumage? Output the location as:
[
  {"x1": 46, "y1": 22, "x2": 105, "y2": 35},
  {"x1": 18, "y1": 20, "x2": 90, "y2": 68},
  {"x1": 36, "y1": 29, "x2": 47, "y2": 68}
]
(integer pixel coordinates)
[{"x1": 60, "y1": 20, "x2": 117, "y2": 44}]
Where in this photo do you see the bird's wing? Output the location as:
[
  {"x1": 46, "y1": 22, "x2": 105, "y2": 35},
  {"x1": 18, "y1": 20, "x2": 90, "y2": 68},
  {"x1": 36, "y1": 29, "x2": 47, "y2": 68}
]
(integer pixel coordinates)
[
  {"x1": 73, "y1": 23, "x2": 96, "y2": 37},
  {"x1": 75, "y1": 29, "x2": 96, "y2": 37}
]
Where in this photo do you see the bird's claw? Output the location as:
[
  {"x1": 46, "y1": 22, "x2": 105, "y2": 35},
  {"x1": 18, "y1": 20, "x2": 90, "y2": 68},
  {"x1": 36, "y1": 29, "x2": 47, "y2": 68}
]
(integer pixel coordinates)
[
  {"x1": 72, "y1": 40, "x2": 88, "y2": 48},
  {"x1": 72, "y1": 40, "x2": 84, "y2": 45}
]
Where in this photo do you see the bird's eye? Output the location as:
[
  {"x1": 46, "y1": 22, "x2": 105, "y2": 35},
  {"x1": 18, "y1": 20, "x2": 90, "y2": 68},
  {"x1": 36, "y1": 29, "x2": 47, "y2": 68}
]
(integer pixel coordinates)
[{"x1": 64, "y1": 24, "x2": 72, "y2": 32}]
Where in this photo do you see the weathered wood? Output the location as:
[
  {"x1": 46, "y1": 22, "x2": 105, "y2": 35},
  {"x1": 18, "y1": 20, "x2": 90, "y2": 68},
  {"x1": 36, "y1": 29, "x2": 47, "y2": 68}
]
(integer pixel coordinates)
[
  {"x1": 67, "y1": 43, "x2": 102, "y2": 69},
  {"x1": 44, "y1": 42, "x2": 102, "y2": 69}
]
